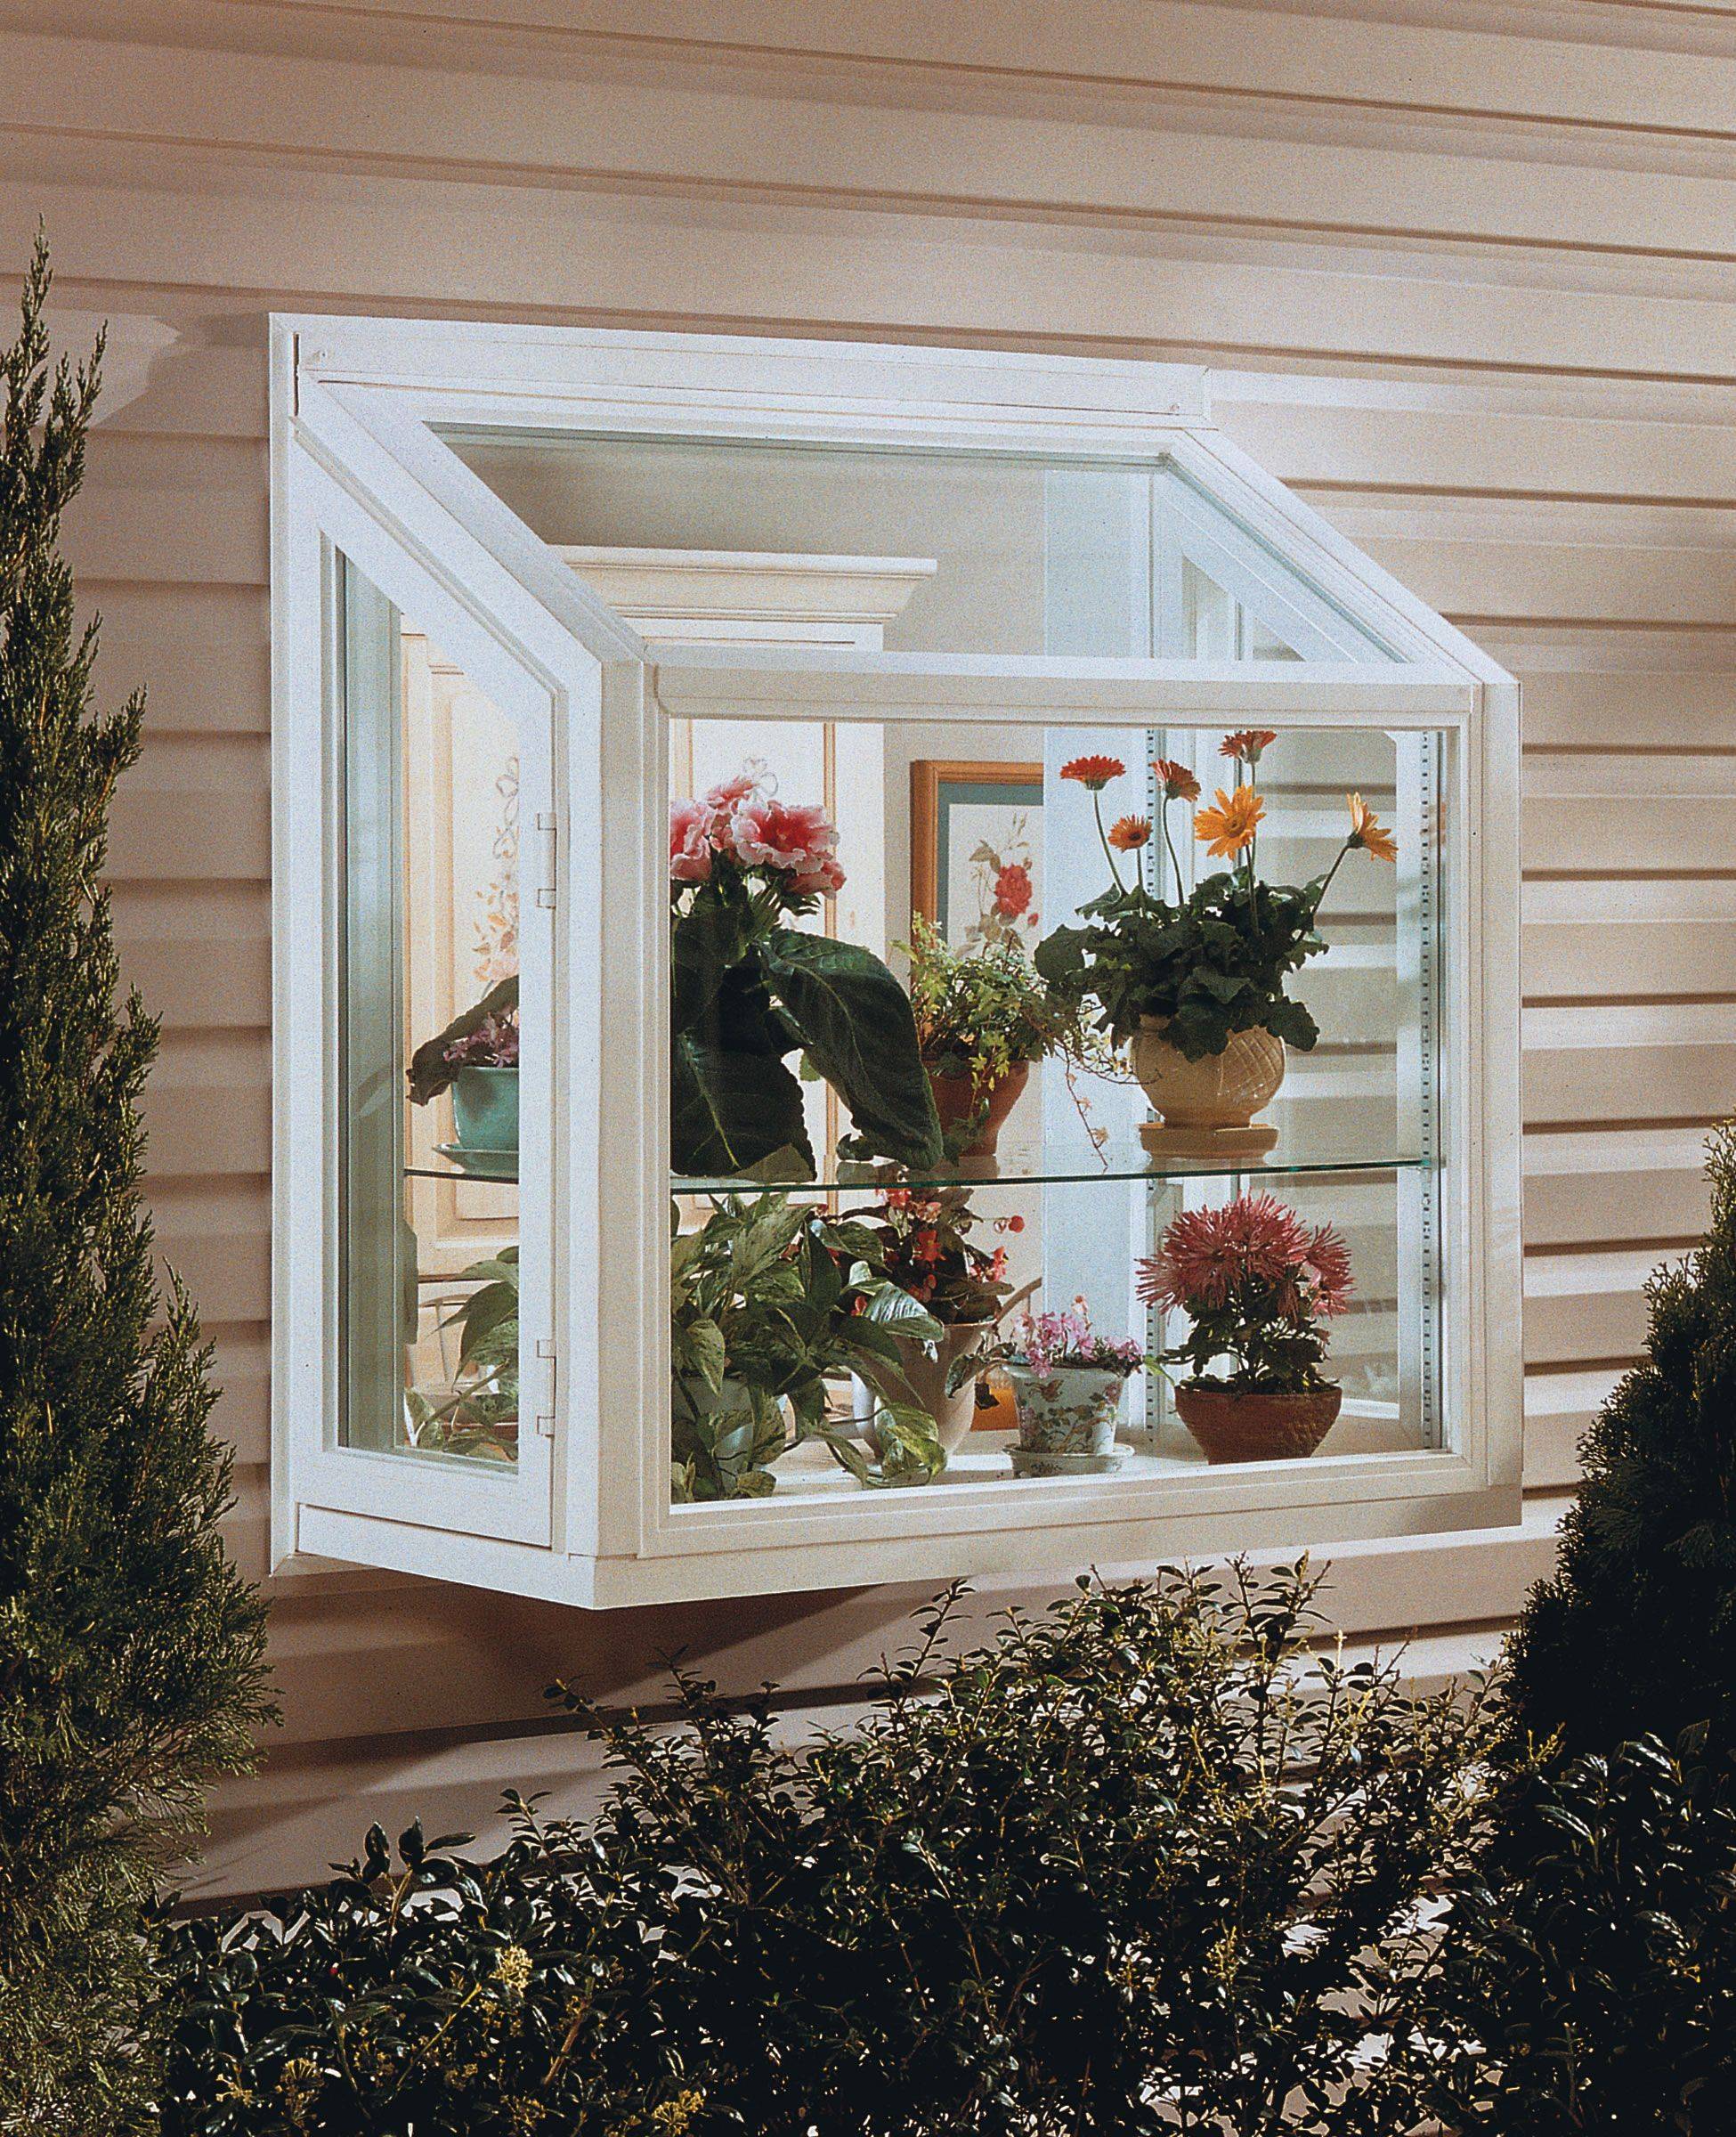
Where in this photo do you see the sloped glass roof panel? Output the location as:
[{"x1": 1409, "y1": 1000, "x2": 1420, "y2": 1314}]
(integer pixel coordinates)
[{"x1": 442, "y1": 430, "x2": 1412, "y2": 665}]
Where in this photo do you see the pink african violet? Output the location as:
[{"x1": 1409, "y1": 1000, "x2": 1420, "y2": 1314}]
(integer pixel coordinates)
[
  {"x1": 442, "y1": 1010, "x2": 519, "y2": 1071},
  {"x1": 1008, "y1": 1297, "x2": 1143, "y2": 1378}
]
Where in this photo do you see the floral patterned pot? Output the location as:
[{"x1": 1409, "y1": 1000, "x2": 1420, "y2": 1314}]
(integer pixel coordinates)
[
  {"x1": 1129, "y1": 1018, "x2": 1282, "y2": 1158},
  {"x1": 926, "y1": 1058, "x2": 1030, "y2": 1159},
  {"x1": 855, "y1": 1321, "x2": 994, "y2": 1465},
  {"x1": 451, "y1": 1064, "x2": 519, "y2": 1155},
  {"x1": 1174, "y1": 1381, "x2": 1343, "y2": 1465},
  {"x1": 1005, "y1": 1361, "x2": 1127, "y2": 1477}
]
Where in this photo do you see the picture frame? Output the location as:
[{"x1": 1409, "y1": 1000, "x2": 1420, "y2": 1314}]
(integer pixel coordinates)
[{"x1": 909, "y1": 758, "x2": 1044, "y2": 945}]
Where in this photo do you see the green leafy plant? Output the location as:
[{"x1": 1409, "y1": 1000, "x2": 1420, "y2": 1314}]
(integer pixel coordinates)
[
  {"x1": 154, "y1": 1802, "x2": 694, "y2": 2137},
  {"x1": 158, "y1": 1569, "x2": 1499, "y2": 2137},
  {"x1": 1507, "y1": 1119, "x2": 1736, "y2": 1770},
  {"x1": 850, "y1": 1184, "x2": 1018, "y2": 1327},
  {"x1": 1035, "y1": 740, "x2": 1396, "y2": 1061},
  {"x1": 903, "y1": 913, "x2": 1060, "y2": 1085},
  {"x1": 402, "y1": 1248, "x2": 519, "y2": 1461},
  {"x1": 0, "y1": 238, "x2": 273, "y2": 2131},
  {"x1": 669, "y1": 770, "x2": 941, "y2": 1179},
  {"x1": 670, "y1": 1192, "x2": 946, "y2": 1499}
]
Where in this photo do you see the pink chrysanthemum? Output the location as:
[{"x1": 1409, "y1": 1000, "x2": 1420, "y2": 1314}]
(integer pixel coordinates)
[
  {"x1": 1300, "y1": 1222, "x2": 1353, "y2": 1317},
  {"x1": 1137, "y1": 1193, "x2": 1352, "y2": 1322}
]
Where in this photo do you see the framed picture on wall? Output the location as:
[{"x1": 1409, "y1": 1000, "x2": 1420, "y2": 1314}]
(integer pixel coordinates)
[{"x1": 909, "y1": 759, "x2": 1044, "y2": 947}]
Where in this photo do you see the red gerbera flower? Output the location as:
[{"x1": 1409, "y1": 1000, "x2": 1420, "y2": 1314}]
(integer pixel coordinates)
[
  {"x1": 1153, "y1": 758, "x2": 1201, "y2": 804},
  {"x1": 1221, "y1": 728, "x2": 1278, "y2": 766},
  {"x1": 1059, "y1": 754, "x2": 1125, "y2": 792}
]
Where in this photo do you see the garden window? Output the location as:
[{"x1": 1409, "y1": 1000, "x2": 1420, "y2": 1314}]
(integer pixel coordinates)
[{"x1": 272, "y1": 321, "x2": 1521, "y2": 1605}]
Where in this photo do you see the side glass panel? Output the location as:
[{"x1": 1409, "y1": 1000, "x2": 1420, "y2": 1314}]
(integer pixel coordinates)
[
  {"x1": 660, "y1": 708, "x2": 1446, "y2": 1508},
  {"x1": 337, "y1": 554, "x2": 523, "y2": 1469}
]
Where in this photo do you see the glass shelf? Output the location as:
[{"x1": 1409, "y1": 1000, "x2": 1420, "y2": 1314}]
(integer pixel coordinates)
[
  {"x1": 673, "y1": 1137, "x2": 1426, "y2": 1197},
  {"x1": 409, "y1": 1142, "x2": 1426, "y2": 1194}
]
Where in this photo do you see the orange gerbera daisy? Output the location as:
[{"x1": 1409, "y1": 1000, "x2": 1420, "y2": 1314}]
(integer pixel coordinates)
[
  {"x1": 1107, "y1": 814, "x2": 1151, "y2": 851},
  {"x1": 1194, "y1": 786, "x2": 1264, "y2": 857},
  {"x1": 1059, "y1": 753, "x2": 1125, "y2": 791},
  {"x1": 1345, "y1": 792, "x2": 1399, "y2": 863},
  {"x1": 1221, "y1": 728, "x2": 1278, "y2": 765},
  {"x1": 1153, "y1": 757, "x2": 1201, "y2": 803}
]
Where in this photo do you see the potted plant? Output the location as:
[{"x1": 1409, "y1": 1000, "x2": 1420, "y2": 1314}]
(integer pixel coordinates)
[
  {"x1": 983, "y1": 1299, "x2": 1144, "y2": 1477},
  {"x1": 669, "y1": 766, "x2": 942, "y2": 1179},
  {"x1": 1139, "y1": 1189, "x2": 1353, "y2": 1462},
  {"x1": 847, "y1": 1186, "x2": 1030, "y2": 1462},
  {"x1": 902, "y1": 914, "x2": 1059, "y2": 1159},
  {"x1": 669, "y1": 1192, "x2": 947, "y2": 1500},
  {"x1": 1034, "y1": 739, "x2": 1398, "y2": 1157},
  {"x1": 407, "y1": 975, "x2": 520, "y2": 1175}
]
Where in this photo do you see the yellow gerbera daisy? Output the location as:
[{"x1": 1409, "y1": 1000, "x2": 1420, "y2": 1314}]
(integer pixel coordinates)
[
  {"x1": 1194, "y1": 786, "x2": 1264, "y2": 858},
  {"x1": 1345, "y1": 792, "x2": 1398, "y2": 863}
]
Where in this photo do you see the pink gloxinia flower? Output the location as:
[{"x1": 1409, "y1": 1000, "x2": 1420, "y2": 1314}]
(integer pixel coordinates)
[
  {"x1": 728, "y1": 795, "x2": 846, "y2": 892},
  {"x1": 701, "y1": 766, "x2": 765, "y2": 827},
  {"x1": 669, "y1": 798, "x2": 715, "y2": 884}
]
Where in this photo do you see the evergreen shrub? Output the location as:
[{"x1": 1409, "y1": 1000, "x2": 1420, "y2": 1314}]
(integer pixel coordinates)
[{"x1": 0, "y1": 237, "x2": 272, "y2": 2130}]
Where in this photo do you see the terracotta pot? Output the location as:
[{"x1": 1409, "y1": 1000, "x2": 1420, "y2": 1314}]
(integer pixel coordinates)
[
  {"x1": 1005, "y1": 1361, "x2": 1127, "y2": 1477},
  {"x1": 1173, "y1": 1381, "x2": 1343, "y2": 1465},
  {"x1": 1129, "y1": 1018, "x2": 1284, "y2": 1158},
  {"x1": 926, "y1": 1058, "x2": 1031, "y2": 1158},
  {"x1": 858, "y1": 1320, "x2": 994, "y2": 1463}
]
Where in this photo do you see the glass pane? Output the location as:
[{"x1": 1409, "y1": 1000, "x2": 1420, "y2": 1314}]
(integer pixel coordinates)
[
  {"x1": 444, "y1": 432, "x2": 1401, "y2": 662},
  {"x1": 662, "y1": 712, "x2": 1445, "y2": 1507},
  {"x1": 338, "y1": 555, "x2": 522, "y2": 1469}
]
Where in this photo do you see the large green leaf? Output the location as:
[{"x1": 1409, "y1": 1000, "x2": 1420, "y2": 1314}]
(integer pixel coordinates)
[
  {"x1": 670, "y1": 897, "x2": 755, "y2": 1036},
  {"x1": 671, "y1": 1034, "x2": 814, "y2": 1178},
  {"x1": 758, "y1": 930, "x2": 943, "y2": 1168}
]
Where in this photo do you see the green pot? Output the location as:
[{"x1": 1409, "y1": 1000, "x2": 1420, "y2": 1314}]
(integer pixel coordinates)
[{"x1": 451, "y1": 1066, "x2": 518, "y2": 1154}]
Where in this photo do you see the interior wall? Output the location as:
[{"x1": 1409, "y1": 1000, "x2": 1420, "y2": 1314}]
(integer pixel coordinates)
[{"x1": 1, "y1": 0, "x2": 1724, "y2": 1896}]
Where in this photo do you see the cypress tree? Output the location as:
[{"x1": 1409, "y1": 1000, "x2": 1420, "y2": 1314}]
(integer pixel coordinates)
[
  {"x1": 0, "y1": 237, "x2": 273, "y2": 2128},
  {"x1": 1508, "y1": 1119, "x2": 1736, "y2": 1763}
]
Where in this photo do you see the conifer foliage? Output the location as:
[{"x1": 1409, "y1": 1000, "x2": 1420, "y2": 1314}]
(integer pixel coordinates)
[
  {"x1": 1508, "y1": 1119, "x2": 1736, "y2": 1764},
  {"x1": 0, "y1": 238, "x2": 272, "y2": 2129}
]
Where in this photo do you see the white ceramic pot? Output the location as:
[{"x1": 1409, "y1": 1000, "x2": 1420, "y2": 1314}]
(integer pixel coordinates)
[
  {"x1": 1129, "y1": 1017, "x2": 1284, "y2": 1158},
  {"x1": 1005, "y1": 1361, "x2": 1127, "y2": 1476}
]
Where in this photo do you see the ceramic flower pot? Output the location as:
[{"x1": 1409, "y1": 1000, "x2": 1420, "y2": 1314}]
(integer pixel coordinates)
[
  {"x1": 926, "y1": 1058, "x2": 1030, "y2": 1159},
  {"x1": 1129, "y1": 1017, "x2": 1283, "y2": 1159},
  {"x1": 853, "y1": 1320, "x2": 992, "y2": 1466},
  {"x1": 451, "y1": 1064, "x2": 519, "y2": 1155},
  {"x1": 1005, "y1": 1361, "x2": 1127, "y2": 1477},
  {"x1": 1173, "y1": 1381, "x2": 1343, "y2": 1465}
]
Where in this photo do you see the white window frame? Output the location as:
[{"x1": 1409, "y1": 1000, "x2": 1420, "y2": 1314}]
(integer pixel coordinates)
[{"x1": 271, "y1": 317, "x2": 1522, "y2": 1607}]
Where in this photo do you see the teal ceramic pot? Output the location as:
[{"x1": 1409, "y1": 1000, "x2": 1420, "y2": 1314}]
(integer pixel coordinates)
[
  {"x1": 1006, "y1": 1361, "x2": 1127, "y2": 1477},
  {"x1": 451, "y1": 1065, "x2": 518, "y2": 1153}
]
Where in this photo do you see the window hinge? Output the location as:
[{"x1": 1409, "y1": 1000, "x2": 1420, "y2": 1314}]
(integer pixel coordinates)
[
  {"x1": 535, "y1": 810, "x2": 557, "y2": 909},
  {"x1": 535, "y1": 1337, "x2": 556, "y2": 1439}
]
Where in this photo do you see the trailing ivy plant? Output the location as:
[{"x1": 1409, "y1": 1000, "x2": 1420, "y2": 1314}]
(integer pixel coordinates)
[{"x1": 669, "y1": 1192, "x2": 945, "y2": 1499}]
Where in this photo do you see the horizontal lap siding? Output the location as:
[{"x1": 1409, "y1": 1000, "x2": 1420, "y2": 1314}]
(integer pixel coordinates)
[{"x1": 2, "y1": 0, "x2": 1724, "y2": 1891}]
